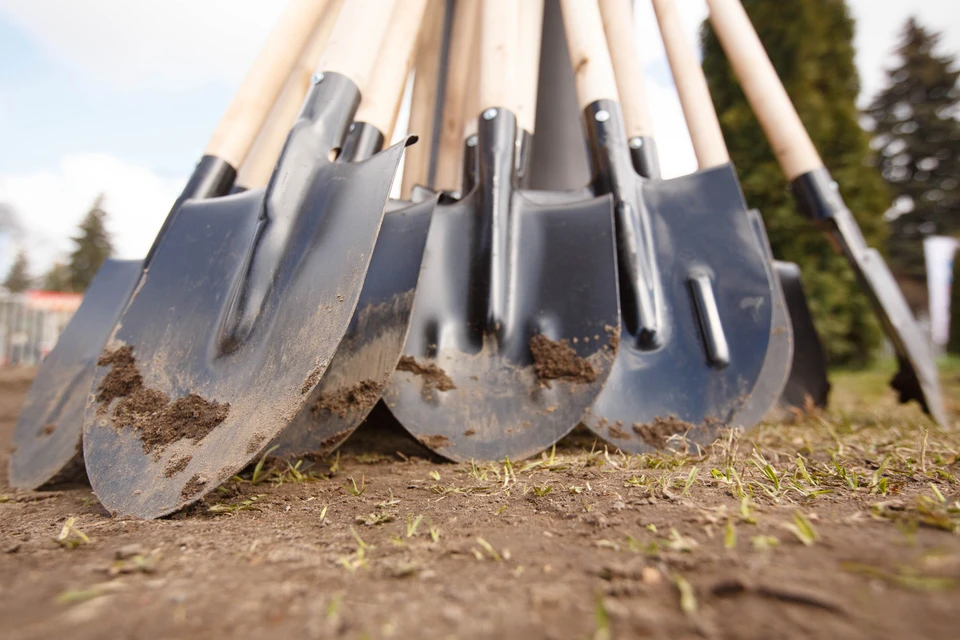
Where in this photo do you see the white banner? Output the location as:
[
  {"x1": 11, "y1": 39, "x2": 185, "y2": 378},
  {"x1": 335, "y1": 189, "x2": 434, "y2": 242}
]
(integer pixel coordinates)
[{"x1": 924, "y1": 235, "x2": 959, "y2": 347}]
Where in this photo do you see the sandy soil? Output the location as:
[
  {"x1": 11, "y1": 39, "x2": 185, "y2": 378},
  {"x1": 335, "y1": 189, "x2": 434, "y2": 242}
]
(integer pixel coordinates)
[{"x1": 2, "y1": 365, "x2": 959, "y2": 639}]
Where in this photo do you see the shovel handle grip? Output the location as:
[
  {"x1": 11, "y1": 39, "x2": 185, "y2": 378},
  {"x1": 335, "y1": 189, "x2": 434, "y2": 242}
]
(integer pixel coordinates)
[
  {"x1": 598, "y1": 0, "x2": 655, "y2": 139},
  {"x1": 354, "y1": 0, "x2": 431, "y2": 140},
  {"x1": 705, "y1": 0, "x2": 823, "y2": 180},
  {"x1": 479, "y1": 0, "x2": 520, "y2": 114},
  {"x1": 401, "y1": 0, "x2": 449, "y2": 197},
  {"x1": 559, "y1": 0, "x2": 620, "y2": 109},
  {"x1": 236, "y1": 0, "x2": 343, "y2": 189},
  {"x1": 516, "y1": 0, "x2": 546, "y2": 134},
  {"x1": 204, "y1": 0, "x2": 331, "y2": 169},
  {"x1": 316, "y1": 0, "x2": 397, "y2": 95},
  {"x1": 651, "y1": 0, "x2": 729, "y2": 169}
]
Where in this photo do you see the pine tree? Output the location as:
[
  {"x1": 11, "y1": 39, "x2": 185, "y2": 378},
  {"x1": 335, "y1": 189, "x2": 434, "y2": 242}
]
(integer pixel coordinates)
[
  {"x1": 866, "y1": 19, "x2": 960, "y2": 283},
  {"x1": 701, "y1": 0, "x2": 889, "y2": 367},
  {"x1": 67, "y1": 195, "x2": 113, "y2": 292},
  {"x1": 3, "y1": 249, "x2": 31, "y2": 293},
  {"x1": 41, "y1": 262, "x2": 71, "y2": 292}
]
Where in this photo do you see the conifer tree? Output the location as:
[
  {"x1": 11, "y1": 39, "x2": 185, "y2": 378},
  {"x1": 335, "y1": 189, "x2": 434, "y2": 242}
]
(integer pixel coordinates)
[
  {"x1": 41, "y1": 262, "x2": 71, "y2": 292},
  {"x1": 3, "y1": 249, "x2": 31, "y2": 293},
  {"x1": 866, "y1": 19, "x2": 960, "y2": 282},
  {"x1": 67, "y1": 195, "x2": 113, "y2": 292},
  {"x1": 701, "y1": 0, "x2": 889, "y2": 366}
]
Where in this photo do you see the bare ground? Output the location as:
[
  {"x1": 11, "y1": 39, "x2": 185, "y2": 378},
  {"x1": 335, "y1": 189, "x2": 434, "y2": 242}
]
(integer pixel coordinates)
[{"x1": 1, "y1": 362, "x2": 959, "y2": 639}]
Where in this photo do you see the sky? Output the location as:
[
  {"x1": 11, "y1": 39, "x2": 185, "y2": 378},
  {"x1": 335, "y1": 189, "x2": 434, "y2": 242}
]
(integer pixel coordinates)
[{"x1": 1, "y1": 0, "x2": 959, "y2": 280}]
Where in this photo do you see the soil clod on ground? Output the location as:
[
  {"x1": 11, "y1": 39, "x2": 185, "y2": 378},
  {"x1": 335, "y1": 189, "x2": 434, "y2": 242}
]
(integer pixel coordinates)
[
  {"x1": 397, "y1": 356, "x2": 456, "y2": 393},
  {"x1": 529, "y1": 334, "x2": 598, "y2": 386},
  {"x1": 312, "y1": 380, "x2": 383, "y2": 418},
  {"x1": 96, "y1": 346, "x2": 229, "y2": 454}
]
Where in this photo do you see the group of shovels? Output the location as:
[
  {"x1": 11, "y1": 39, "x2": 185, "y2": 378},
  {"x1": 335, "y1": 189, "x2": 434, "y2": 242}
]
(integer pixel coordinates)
[{"x1": 9, "y1": 0, "x2": 945, "y2": 519}]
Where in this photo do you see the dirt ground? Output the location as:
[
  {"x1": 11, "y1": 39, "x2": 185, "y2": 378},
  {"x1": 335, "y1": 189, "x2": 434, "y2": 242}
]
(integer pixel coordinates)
[{"x1": 2, "y1": 363, "x2": 959, "y2": 639}]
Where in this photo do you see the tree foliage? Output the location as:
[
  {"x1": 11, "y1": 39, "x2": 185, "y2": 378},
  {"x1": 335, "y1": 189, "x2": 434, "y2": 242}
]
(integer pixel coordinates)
[
  {"x1": 3, "y1": 249, "x2": 31, "y2": 293},
  {"x1": 41, "y1": 262, "x2": 72, "y2": 292},
  {"x1": 865, "y1": 19, "x2": 960, "y2": 283},
  {"x1": 67, "y1": 195, "x2": 113, "y2": 292},
  {"x1": 701, "y1": 0, "x2": 888, "y2": 367}
]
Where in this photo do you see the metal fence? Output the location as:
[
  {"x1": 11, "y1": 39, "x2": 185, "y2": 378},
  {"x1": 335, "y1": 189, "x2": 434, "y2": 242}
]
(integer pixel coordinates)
[{"x1": 0, "y1": 291, "x2": 82, "y2": 366}]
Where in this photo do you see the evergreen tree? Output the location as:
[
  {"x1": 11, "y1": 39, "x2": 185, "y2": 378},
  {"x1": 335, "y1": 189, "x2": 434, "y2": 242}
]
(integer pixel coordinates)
[
  {"x1": 67, "y1": 195, "x2": 113, "y2": 292},
  {"x1": 701, "y1": 0, "x2": 889, "y2": 367},
  {"x1": 41, "y1": 262, "x2": 71, "y2": 292},
  {"x1": 866, "y1": 19, "x2": 960, "y2": 283},
  {"x1": 4, "y1": 249, "x2": 31, "y2": 293}
]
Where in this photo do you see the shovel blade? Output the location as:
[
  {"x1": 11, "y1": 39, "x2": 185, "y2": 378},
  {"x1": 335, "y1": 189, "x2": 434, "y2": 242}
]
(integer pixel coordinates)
[
  {"x1": 586, "y1": 164, "x2": 774, "y2": 451},
  {"x1": 383, "y1": 189, "x2": 620, "y2": 462},
  {"x1": 82, "y1": 77, "x2": 409, "y2": 518},
  {"x1": 726, "y1": 210, "x2": 794, "y2": 428},
  {"x1": 9, "y1": 259, "x2": 142, "y2": 488},
  {"x1": 270, "y1": 198, "x2": 436, "y2": 458},
  {"x1": 775, "y1": 261, "x2": 830, "y2": 410}
]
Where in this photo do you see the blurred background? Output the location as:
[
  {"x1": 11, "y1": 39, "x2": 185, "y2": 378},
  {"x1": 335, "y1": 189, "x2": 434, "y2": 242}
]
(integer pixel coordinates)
[{"x1": 0, "y1": 0, "x2": 958, "y2": 367}]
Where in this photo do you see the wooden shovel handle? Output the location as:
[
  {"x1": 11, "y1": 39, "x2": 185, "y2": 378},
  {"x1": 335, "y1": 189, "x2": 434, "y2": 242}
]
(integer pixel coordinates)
[
  {"x1": 558, "y1": 0, "x2": 620, "y2": 110},
  {"x1": 204, "y1": 0, "x2": 331, "y2": 168},
  {"x1": 355, "y1": 0, "x2": 431, "y2": 139},
  {"x1": 435, "y1": 0, "x2": 480, "y2": 191},
  {"x1": 316, "y1": 0, "x2": 397, "y2": 94},
  {"x1": 705, "y1": 0, "x2": 823, "y2": 179},
  {"x1": 516, "y1": 0, "x2": 546, "y2": 134},
  {"x1": 598, "y1": 0, "x2": 654, "y2": 139},
  {"x1": 479, "y1": 0, "x2": 520, "y2": 114},
  {"x1": 237, "y1": 0, "x2": 343, "y2": 189},
  {"x1": 651, "y1": 0, "x2": 729, "y2": 169},
  {"x1": 401, "y1": 0, "x2": 449, "y2": 197}
]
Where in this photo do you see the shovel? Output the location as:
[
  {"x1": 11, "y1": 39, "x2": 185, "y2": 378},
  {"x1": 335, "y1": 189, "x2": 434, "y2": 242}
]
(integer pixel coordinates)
[
  {"x1": 706, "y1": 0, "x2": 947, "y2": 426},
  {"x1": 570, "y1": 0, "x2": 774, "y2": 452},
  {"x1": 776, "y1": 261, "x2": 831, "y2": 410},
  {"x1": 8, "y1": 0, "x2": 334, "y2": 490},
  {"x1": 382, "y1": 0, "x2": 621, "y2": 462},
  {"x1": 82, "y1": 0, "x2": 425, "y2": 519},
  {"x1": 269, "y1": 0, "x2": 442, "y2": 459}
]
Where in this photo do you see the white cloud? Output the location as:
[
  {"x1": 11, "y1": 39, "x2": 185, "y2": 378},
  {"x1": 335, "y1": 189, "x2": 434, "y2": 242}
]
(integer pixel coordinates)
[
  {"x1": 0, "y1": 154, "x2": 185, "y2": 276},
  {"x1": 0, "y1": 0, "x2": 285, "y2": 89}
]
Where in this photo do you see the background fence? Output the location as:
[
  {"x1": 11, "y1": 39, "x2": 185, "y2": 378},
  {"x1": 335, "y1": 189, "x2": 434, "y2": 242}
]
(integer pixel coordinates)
[{"x1": 0, "y1": 291, "x2": 82, "y2": 366}]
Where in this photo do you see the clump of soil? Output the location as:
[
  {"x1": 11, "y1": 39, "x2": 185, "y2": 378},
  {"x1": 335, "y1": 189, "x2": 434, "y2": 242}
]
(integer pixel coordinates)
[
  {"x1": 633, "y1": 415, "x2": 697, "y2": 448},
  {"x1": 312, "y1": 380, "x2": 383, "y2": 419},
  {"x1": 319, "y1": 430, "x2": 352, "y2": 453},
  {"x1": 180, "y1": 473, "x2": 206, "y2": 499},
  {"x1": 607, "y1": 421, "x2": 631, "y2": 440},
  {"x1": 96, "y1": 346, "x2": 230, "y2": 455},
  {"x1": 397, "y1": 356, "x2": 456, "y2": 393},
  {"x1": 418, "y1": 434, "x2": 451, "y2": 449},
  {"x1": 38, "y1": 423, "x2": 56, "y2": 437},
  {"x1": 95, "y1": 346, "x2": 143, "y2": 410},
  {"x1": 604, "y1": 324, "x2": 621, "y2": 352},
  {"x1": 529, "y1": 335, "x2": 598, "y2": 387},
  {"x1": 246, "y1": 434, "x2": 266, "y2": 455},
  {"x1": 301, "y1": 365, "x2": 323, "y2": 395},
  {"x1": 164, "y1": 455, "x2": 191, "y2": 478}
]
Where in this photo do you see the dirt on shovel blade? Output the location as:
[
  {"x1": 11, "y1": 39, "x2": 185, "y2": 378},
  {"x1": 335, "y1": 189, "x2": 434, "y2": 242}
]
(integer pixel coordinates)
[
  {"x1": 311, "y1": 380, "x2": 383, "y2": 419},
  {"x1": 529, "y1": 334, "x2": 598, "y2": 386},
  {"x1": 632, "y1": 416, "x2": 699, "y2": 449},
  {"x1": 396, "y1": 356, "x2": 456, "y2": 393},
  {"x1": 95, "y1": 346, "x2": 229, "y2": 455}
]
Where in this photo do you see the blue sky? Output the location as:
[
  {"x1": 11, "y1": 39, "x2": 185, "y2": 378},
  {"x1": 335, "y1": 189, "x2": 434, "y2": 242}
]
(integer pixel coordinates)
[{"x1": 1, "y1": 0, "x2": 959, "y2": 281}]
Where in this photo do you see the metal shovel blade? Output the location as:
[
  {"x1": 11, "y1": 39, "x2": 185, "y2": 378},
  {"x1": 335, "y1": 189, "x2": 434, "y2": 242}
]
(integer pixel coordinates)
[
  {"x1": 775, "y1": 261, "x2": 830, "y2": 410},
  {"x1": 726, "y1": 210, "x2": 794, "y2": 428},
  {"x1": 269, "y1": 196, "x2": 436, "y2": 459},
  {"x1": 383, "y1": 109, "x2": 620, "y2": 462},
  {"x1": 582, "y1": 101, "x2": 774, "y2": 452},
  {"x1": 9, "y1": 259, "x2": 142, "y2": 488},
  {"x1": 793, "y1": 168, "x2": 945, "y2": 425},
  {"x1": 82, "y1": 74, "x2": 409, "y2": 518}
]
